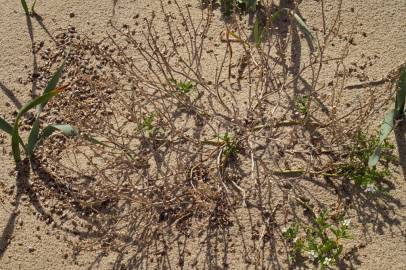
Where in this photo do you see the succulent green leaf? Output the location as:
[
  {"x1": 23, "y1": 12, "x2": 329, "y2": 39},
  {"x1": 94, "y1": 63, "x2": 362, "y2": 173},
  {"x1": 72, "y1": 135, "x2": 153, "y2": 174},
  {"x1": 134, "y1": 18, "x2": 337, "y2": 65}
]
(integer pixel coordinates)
[
  {"x1": 368, "y1": 145, "x2": 382, "y2": 169},
  {"x1": 368, "y1": 109, "x2": 395, "y2": 168},
  {"x1": 395, "y1": 66, "x2": 406, "y2": 116},
  {"x1": 39, "y1": 124, "x2": 78, "y2": 141},
  {"x1": 378, "y1": 109, "x2": 395, "y2": 144}
]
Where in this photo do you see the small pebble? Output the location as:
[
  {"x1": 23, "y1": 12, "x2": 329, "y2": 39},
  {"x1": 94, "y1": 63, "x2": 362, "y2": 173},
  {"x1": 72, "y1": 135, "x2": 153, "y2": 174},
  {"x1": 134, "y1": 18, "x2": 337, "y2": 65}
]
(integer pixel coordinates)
[{"x1": 69, "y1": 12, "x2": 75, "y2": 18}]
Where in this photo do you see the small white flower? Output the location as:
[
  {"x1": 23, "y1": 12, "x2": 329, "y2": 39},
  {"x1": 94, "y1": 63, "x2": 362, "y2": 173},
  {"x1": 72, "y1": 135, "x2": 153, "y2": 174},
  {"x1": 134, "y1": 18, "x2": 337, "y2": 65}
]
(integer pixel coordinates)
[
  {"x1": 308, "y1": 250, "x2": 318, "y2": 260},
  {"x1": 342, "y1": 219, "x2": 351, "y2": 227},
  {"x1": 293, "y1": 236, "x2": 299, "y2": 243},
  {"x1": 365, "y1": 184, "x2": 377, "y2": 193},
  {"x1": 323, "y1": 257, "x2": 332, "y2": 266}
]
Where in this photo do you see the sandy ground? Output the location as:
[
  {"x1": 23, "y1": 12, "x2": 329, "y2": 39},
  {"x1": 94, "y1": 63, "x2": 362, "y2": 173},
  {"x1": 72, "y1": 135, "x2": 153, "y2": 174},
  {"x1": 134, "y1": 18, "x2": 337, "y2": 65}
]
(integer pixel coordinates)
[{"x1": 0, "y1": 0, "x2": 405, "y2": 269}]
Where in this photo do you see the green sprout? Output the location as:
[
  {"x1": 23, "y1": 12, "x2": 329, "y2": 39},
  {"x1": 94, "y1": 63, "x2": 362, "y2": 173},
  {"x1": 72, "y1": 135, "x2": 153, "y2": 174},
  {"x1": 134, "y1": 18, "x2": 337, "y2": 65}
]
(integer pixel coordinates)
[
  {"x1": 283, "y1": 211, "x2": 351, "y2": 269},
  {"x1": 0, "y1": 60, "x2": 79, "y2": 163},
  {"x1": 221, "y1": 132, "x2": 238, "y2": 158},
  {"x1": 177, "y1": 81, "x2": 193, "y2": 94},
  {"x1": 295, "y1": 95, "x2": 309, "y2": 115},
  {"x1": 21, "y1": 0, "x2": 37, "y2": 16},
  {"x1": 338, "y1": 131, "x2": 394, "y2": 192},
  {"x1": 141, "y1": 113, "x2": 156, "y2": 136},
  {"x1": 169, "y1": 79, "x2": 194, "y2": 94}
]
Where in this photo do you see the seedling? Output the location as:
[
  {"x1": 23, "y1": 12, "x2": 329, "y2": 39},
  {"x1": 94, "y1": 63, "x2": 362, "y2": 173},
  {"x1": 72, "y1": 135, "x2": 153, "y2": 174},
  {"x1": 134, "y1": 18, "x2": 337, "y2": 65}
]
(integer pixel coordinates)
[
  {"x1": 338, "y1": 131, "x2": 394, "y2": 191},
  {"x1": 177, "y1": 81, "x2": 193, "y2": 94},
  {"x1": 283, "y1": 211, "x2": 351, "y2": 269},
  {"x1": 221, "y1": 132, "x2": 238, "y2": 158},
  {"x1": 169, "y1": 79, "x2": 194, "y2": 94},
  {"x1": 295, "y1": 95, "x2": 309, "y2": 115},
  {"x1": 0, "y1": 61, "x2": 78, "y2": 163},
  {"x1": 217, "y1": 0, "x2": 258, "y2": 16},
  {"x1": 141, "y1": 113, "x2": 156, "y2": 136}
]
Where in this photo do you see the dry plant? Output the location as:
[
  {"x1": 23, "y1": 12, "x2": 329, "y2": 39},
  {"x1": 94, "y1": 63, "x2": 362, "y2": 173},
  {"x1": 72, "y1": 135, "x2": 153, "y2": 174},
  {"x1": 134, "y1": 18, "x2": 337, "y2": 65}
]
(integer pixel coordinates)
[{"x1": 19, "y1": 0, "x2": 401, "y2": 268}]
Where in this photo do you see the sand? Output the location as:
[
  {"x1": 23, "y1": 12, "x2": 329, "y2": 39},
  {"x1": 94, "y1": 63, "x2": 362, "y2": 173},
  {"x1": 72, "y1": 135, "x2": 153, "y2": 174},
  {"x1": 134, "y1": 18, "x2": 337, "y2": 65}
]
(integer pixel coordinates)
[{"x1": 0, "y1": 0, "x2": 405, "y2": 269}]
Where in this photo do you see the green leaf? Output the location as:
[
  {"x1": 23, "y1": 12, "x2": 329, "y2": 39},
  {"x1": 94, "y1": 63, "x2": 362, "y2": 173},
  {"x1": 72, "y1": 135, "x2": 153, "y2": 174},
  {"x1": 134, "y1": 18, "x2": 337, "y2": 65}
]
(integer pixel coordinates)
[
  {"x1": 16, "y1": 88, "x2": 63, "y2": 122},
  {"x1": 0, "y1": 116, "x2": 13, "y2": 135},
  {"x1": 38, "y1": 123, "x2": 78, "y2": 142},
  {"x1": 31, "y1": 0, "x2": 37, "y2": 14},
  {"x1": 43, "y1": 61, "x2": 66, "y2": 95},
  {"x1": 289, "y1": 10, "x2": 314, "y2": 43},
  {"x1": 36, "y1": 60, "x2": 66, "y2": 115},
  {"x1": 11, "y1": 128, "x2": 21, "y2": 163},
  {"x1": 254, "y1": 16, "x2": 262, "y2": 46},
  {"x1": 395, "y1": 66, "x2": 406, "y2": 116},
  {"x1": 369, "y1": 66, "x2": 406, "y2": 168},
  {"x1": 368, "y1": 109, "x2": 395, "y2": 168},
  {"x1": 30, "y1": 124, "x2": 78, "y2": 153},
  {"x1": 270, "y1": 10, "x2": 281, "y2": 23},
  {"x1": 378, "y1": 109, "x2": 395, "y2": 144},
  {"x1": 1, "y1": 116, "x2": 25, "y2": 153},
  {"x1": 27, "y1": 117, "x2": 40, "y2": 155},
  {"x1": 21, "y1": 0, "x2": 29, "y2": 15},
  {"x1": 12, "y1": 87, "x2": 65, "y2": 162},
  {"x1": 28, "y1": 60, "x2": 67, "y2": 157}
]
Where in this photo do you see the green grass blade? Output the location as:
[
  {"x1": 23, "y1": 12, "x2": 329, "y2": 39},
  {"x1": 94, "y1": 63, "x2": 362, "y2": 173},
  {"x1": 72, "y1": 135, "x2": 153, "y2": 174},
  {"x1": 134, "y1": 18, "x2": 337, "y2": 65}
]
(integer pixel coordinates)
[
  {"x1": 33, "y1": 124, "x2": 78, "y2": 153},
  {"x1": 37, "y1": 60, "x2": 66, "y2": 115},
  {"x1": 1, "y1": 116, "x2": 25, "y2": 155},
  {"x1": 31, "y1": 0, "x2": 37, "y2": 14},
  {"x1": 253, "y1": 16, "x2": 262, "y2": 47},
  {"x1": 43, "y1": 62, "x2": 66, "y2": 95},
  {"x1": 11, "y1": 127, "x2": 21, "y2": 163},
  {"x1": 0, "y1": 116, "x2": 13, "y2": 135},
  {"x1": 82, "y1": 134, "x2": 113, "y2": 148},
  {"x1": 395, "y1": 66, "x2": 406, "y2": 116},
  {"x1": 270, "y1": 10, "x2": 281, "y2": 23},
  {"x1": 21, "y1": 0, "x2": 29, "y2": 15},
  {"x1": 27, "y1": 117, "x2": 40, "y2": 156},
  {"x1": 289, "y1": 10, "x2": 314, "y2": 42},
  {"x1": 11, "y1": 87, "x2": 66, "y2": 162},
  {"x1": 17, "y1": 87, "x2": 65, "y2": 122}
]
